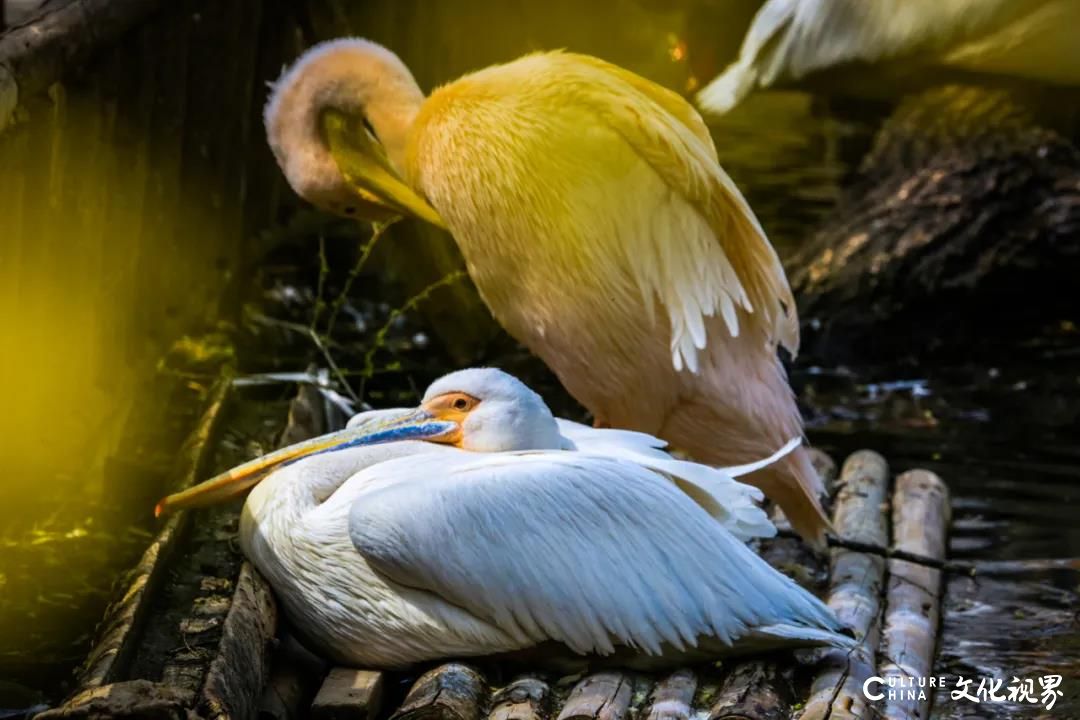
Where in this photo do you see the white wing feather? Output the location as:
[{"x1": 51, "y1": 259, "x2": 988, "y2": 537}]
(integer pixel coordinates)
[
  {"x1": 556, "y1": 419, "x2": 780, "y2": 541},
  {"x1": 697, "y1": 0, "x2": 1073, "y2": 115},
  {"x1": 345, "y1": 413, "x2": 791, "y2": 542},
  {"x1": 346, "y1": 451, "x2": 849, "y2": 656},
  {"x1": 697, "y1": 0, "x2": 801, "y2": 114}
]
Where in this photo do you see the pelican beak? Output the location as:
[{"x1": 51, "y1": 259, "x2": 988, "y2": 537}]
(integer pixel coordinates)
[
  {"x1": 154, "y1": 407, "x2": 457, "y2": 517},
  {"x1": 322, "y1": 109, "x2": 448, "y2": 230}
]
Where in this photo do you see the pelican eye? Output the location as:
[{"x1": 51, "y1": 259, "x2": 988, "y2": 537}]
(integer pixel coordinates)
[
  {"x1": 429, "y1": 392, "x2": 480, "y2": 414},
  {"x1": 424, "y1": 391, "x2": 480, "y2": 418}
]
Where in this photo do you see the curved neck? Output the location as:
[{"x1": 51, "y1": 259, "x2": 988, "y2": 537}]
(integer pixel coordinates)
[{"x1": 265, "y1": 39, "x2": 425, "y2": 189}]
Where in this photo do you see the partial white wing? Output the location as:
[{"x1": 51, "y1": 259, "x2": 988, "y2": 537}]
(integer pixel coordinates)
[
  {"x1": 556, "y1": 419, "x2": 780, "y2": 541},
  {"x1": 697, "y1": 0, "x2": 802, "y2": 115},
  {"x1": 697, "y1": 0, "x2": 1049, "y2": 115},
  {"x1": 347, "y1": 452, "x2": 849, "y2": 657}
]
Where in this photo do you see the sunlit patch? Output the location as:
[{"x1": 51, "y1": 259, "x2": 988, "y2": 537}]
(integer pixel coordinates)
[{"x1": 667, "y1": 33, "x2": 687, "y2": 62}]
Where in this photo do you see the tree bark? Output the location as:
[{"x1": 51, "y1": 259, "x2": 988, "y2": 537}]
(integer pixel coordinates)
[
  {"x1": 0, "y1": 0, "x2": 167, "y2": 132},
  {"x1": 790, "y1": 85, "x2": 1080, "y2": 363},
  {"x1": 558, "y1": 672, "x2": 633, "y2": 720},
  {"x1": 489, "y1": 676, "x2": 551, "y2": 720},
  {"x1": 392, "y1": 664, "x2": 487, "y2": 720},
  {"x1": 645, "y1": 669, "x2": 697, "y2": 720}
]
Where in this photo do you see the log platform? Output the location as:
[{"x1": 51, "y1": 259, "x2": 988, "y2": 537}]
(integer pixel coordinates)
[{"x1": 36, "y1": 379, "x2": 952, "y2": 720}]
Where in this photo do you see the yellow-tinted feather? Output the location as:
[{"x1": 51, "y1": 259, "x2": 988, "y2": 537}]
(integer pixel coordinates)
[{"x1": 545, "y1": 53, "x2": 799, "y2": 356}]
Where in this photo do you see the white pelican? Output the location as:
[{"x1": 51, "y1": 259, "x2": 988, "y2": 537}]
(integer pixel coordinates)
[
  {"x1": 698, "y1": 0, "x2": 1080, "y2": 115},
  {"x1": 156, "y1": 368, "x2": 852, "y2": 668},
  {"x1": 264, "y1": 40, "x2": 832, "y2": 547}
]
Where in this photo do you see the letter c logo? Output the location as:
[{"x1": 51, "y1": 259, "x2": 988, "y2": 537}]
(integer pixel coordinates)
[{"x1": 863, "y1": 676, "x2": 885, "y2": 701}]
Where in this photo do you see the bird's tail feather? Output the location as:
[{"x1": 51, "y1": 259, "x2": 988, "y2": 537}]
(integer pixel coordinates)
[
  {"x1": 749, "y1": 622, "x2": 856, "y2": 651},
  {"x1": 754, "y1": 447, "x2": 832, "y2": 550},
  {"x1": 696, "y1": 62, "x2": 758, "y2": 117},
  {"x1": 723, "y1": 436, "x2": 801, "y2": 477},
  {"x1": 658, "y1": 351, "x2": 831, "y2": 548}
]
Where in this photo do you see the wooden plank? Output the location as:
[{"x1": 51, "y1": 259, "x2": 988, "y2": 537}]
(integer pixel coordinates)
[
  {"x1": 198, "y1": 376, "x2": 344, "y2": 719},
  {"x1": 74, "y1": 372, "x2": 233, "y2": 689},
  {"x1": 34, "y1": 680, "x2": 193, "y2": 720},
  {"x1": 807, "y1": 447, "x2": 837, "y2": 489},
  {"x1": 391, "y1": 664, "x2": 486, "y2": 720},
  {"x1": 645, "y1": 669, "x2": 696, "y2": 720},
  {"x1": 708, "y1": 662, "x2": 791, "y2": 720},
  {"x1": 197, "y1": 563, "x2": 278, "y2": 720},
  {"x1": 557, "y1": 672, "x2": 632, "y2": 720},
  {"x1": 800, "y1": 450, "x2": 890, "y2": 720},
  {"x1": 489, "y1": 675, "x2": 550, "y2": 720},
  {"x1": 879, "y1": 470, "x2": 950, "y2": 720},
  {"x1": 310, "y1": 668, "x2": 385, "y2": 720}
]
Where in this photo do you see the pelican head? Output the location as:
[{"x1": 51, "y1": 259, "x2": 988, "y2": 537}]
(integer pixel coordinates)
[
  {"x1": 264, "y1": 38, "x2": 446, "y2": 227},
  {"x1": 419, "y1": 368, "x2": 563, "y2": 452},
  {"x1": 155, "y1": 368, "x2": 562, "y2": 516}
]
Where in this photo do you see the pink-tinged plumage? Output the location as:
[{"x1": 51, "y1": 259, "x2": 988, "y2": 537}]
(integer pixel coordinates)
[{"x1": 264, "y1": 40, "x2": 831, "y2": 546}]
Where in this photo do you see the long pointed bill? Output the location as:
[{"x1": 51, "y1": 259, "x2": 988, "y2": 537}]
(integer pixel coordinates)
[
  {"x1": 154, "y1": 407, "x2": 456, "y2": 517},
  {"x1": 322, "y1": 110, "x2": 449, "y2": 230}
]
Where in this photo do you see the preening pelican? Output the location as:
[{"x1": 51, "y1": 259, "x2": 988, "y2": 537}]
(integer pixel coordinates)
[
  {"x1": 698, "y1": 0, "x2": 1080, "y2": 115},
  {"x1": 157, "y1": 369, "x2": 852, "y2": 669},
  {"x1": 264, "y1": 40, "x2": 832, "y2": 546}
]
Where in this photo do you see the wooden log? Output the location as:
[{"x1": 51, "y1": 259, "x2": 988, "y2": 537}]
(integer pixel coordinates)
[
  {"x1": 196, "y1": 562, "x2": 278, "y2": 720},
  {"x1": 73, "y1": 372, "x2": 233, "y2": 689},
  {"x1": 879, "y1": 470, "x2": 950, "y2": 720},
  {"x1": 34, "y1": 680, "x2": 193, "y2": 720},
  {"x1": 688, "y1": 672, "x2": 723, "y2": 716},
  {"x1": 0, "y1": 0, "x2": 168, "y2": 133},
  {"x1": 800, "y1": 450, "x2": 890, "y2": 720},
  {"x1": 391, "y1": 664, "x2": 487, "y2": 720},
  {"x1": 201, "y1": 377, "x2": 343, "y2": 720},
  {"x1": 708, "y1": 663, "x2": 792, "y2": 720},
  {"x1": 645, "y1": 669, "x2": 696, "y2": 720},
  {"x1": 489, "y1": 676, "x2": 550, "y2": 720},
  {"x1": 310, "y1": 668, "x2": 385, "y2": 720},
  {"x1": 557, "y1": 672, "x2": 632, "y2": 720},
  {"x1": 790, "y1": 85, "x2": 1080, "y2": 364},
  {"x1": 807, "y1": 448, "x2": 838, "y2": 490}
]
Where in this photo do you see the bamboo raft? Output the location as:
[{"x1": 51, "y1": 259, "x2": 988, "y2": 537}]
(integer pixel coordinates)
[{"x1": 36, "y1": 376, "x2": 952, "y2": 720}]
